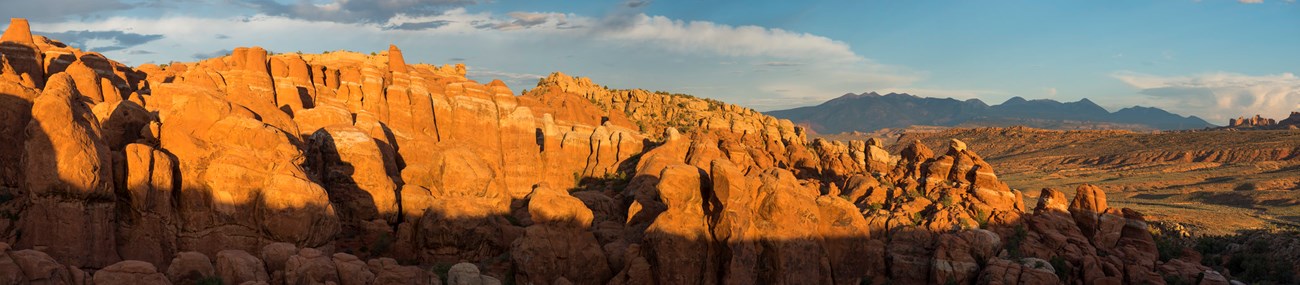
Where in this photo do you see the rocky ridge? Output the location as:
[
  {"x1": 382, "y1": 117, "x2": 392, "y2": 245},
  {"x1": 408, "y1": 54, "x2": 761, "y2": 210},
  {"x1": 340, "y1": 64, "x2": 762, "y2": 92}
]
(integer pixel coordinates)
[
  {"x1": 1226, "y1": 112, "x2": 1300, "y2": 130},
  {"x1": 0, "y1": 18, "x2": 1261, "y2": 284},
  {"x1": 766, "y1": 92, "x2": 1213, "y2": 134}
]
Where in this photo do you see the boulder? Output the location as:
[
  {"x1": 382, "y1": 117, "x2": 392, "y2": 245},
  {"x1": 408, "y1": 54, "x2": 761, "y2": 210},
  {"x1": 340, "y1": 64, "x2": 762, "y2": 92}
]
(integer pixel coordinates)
[
  {"x1": 9, "y1": 249, "x2": 72, "y2": 284},
  {"x1": 931, "y1": 229, "x2": 1001, "y2": 285},
  {"x1": 0, "y1": 244, "x2": 23, "y2": 285},
  {"x1": 948, "y1": 138, "x2": 967, "y2": 154},
  {"x1": 1070, "y1": 184, "x2": 1109, "y2": 242},
  {"x1": 0, "y1": 18, "x2": 44, "y2": 88},
  {"x1": 749, "y1": 168, "x2": 831, "y2": 284},
  {"x1": 18, "y1": 73, "x2": 119, "y2": 268},
  {"x1": 0, "y1": 66, "x2": 36, "y2": 187},
  {"x1": 91, "y1": 100, "x2": 150, "y2": 150},
  {"x1": 333, "y1": 253, "x2": 374, "y2": 285},
  {"x1": 446, "y1": 263, "x2": 500, "y2": 285},
  {"x1": 215, "y1": 250, "x2": 268, "y2": 284},
  {"x1": 283, "y1": 248, "x2": 339, "y2": 285},
  {"x1": 1033, "y1": 188, "x2": 1069, "y2": 214},
  {"x1": 977, "y1": 258, "x2": 1060, "y2": 285},
  {"x1": 166, "y1": 252, "x2": 216, "y2": 285},
  {"x1": 644, "y1": 164, "x2": 713, "y2": 284},
  {"x1": 260, "y1": 242, "x2": 297, "y2": 278},
  {"x1": 817, "y1": 195, "x2": 873, "y2": 284},
  {"x1": 510, "y1": 184, "x2": 609, "y2": 285},
  {"x1": 93, "y1": 260, "x2": 169, "y2": 285},
  {"x1": 307, "y1": 124, "x2": 399, "y2": 222},
  {"x1": 368, "y1": 258, "x2": 436, "y2": 285},
  {"x1": 65, "y1": 60, "x2": 104, "y2": 103},
  {"x1": 117, "y1": 143, "x2": 179, "y2": 267}
]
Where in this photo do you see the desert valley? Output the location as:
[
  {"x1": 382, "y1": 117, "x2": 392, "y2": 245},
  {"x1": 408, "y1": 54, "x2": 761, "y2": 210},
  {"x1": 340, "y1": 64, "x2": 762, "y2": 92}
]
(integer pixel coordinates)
[{"x1": 0, "y1": 3, "x2": 1297, "y2": 285}]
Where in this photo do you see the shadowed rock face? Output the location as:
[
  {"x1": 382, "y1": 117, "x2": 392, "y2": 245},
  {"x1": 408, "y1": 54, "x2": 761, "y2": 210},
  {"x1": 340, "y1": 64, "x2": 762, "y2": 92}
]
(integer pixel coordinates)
[{"x1": 0, "y1": 17, "x2": 1272, "y2": 285}]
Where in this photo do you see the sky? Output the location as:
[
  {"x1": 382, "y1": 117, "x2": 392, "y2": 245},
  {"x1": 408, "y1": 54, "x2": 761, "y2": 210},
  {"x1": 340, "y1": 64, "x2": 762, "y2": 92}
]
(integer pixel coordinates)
[{"x1": 2, "y1": 0, "x2": 1298, "y2": 123}]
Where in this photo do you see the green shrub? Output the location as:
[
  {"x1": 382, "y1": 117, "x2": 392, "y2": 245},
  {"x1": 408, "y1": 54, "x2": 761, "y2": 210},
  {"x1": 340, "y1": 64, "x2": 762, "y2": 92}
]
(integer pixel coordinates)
[
  {"x1": 1154, "y1": 235, "x2": 1184, "y2": 262},
  {"x1": 433, "y1": 263, "x2": 455, "y2": 284},
  {"x1": 1006, "y1": 224, "x2": 1028, "y2": 259},
  {"x1": 939, "y1": 195, "x2": 955, "y2": 208},
  {"x1": 197, "y1": 276, "x2": 223, "y2": 285},
  {"x1": 1050, "y1": 256, "x2": 1074, "y2": 282},
  {"x1": 1163, "y1": 274, "x2": 1186, "y2": 285},
  {"x1": 863, "y1": 203, "x2": 883, "y2": 212},
  {"x1": 974, "y1": 209, "x2": 991, "y2": 228},
  {"x1": 370, "y1": 232, "x2": 393, "y2": 255},
  {"x1": 1195, "y1": 236, "x2": 1229, "y2": 255}
]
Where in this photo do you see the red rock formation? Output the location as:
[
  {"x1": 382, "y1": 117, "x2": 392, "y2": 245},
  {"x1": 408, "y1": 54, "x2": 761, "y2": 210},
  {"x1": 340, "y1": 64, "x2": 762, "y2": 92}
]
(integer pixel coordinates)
[
  {"x1": 510, "y1": 184, "x2": 610, "y2": 285},
  {"x1": 0, "y1": 18, "x2": 44, "y2": 88},
  {"x1": 0, "y1": 18, "x2": 1256, "y2": 285},
  {"x1": 1228, "y1": 114, "x2": 1276, "y2": 128},
  {"x1": 19, "y1": 73, "x2": 120, "y2": 268}
]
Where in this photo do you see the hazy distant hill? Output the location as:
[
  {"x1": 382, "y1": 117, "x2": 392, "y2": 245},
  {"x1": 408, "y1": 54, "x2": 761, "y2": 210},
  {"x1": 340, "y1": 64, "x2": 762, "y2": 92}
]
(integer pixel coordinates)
[{"x1": 766, "y1": 92, "x2": 1213, "y2": 133}]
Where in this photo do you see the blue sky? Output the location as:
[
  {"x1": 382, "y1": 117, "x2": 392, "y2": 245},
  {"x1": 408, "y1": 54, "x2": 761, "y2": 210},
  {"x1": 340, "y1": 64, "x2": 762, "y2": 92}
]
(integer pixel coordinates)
[{"x1": 3, "y1": 0, "x2": 1298, "y2": 123}]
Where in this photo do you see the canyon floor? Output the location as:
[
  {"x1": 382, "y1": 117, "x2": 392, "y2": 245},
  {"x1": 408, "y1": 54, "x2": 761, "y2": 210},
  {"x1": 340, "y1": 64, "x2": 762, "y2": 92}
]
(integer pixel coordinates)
[{"x1": 839, "y1": 127, "x2": 1300, "y2": 236}]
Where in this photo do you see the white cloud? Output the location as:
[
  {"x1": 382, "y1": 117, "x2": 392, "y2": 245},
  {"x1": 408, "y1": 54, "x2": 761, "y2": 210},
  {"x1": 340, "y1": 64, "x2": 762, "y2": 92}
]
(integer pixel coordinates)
[
  {"x1": 34, "y1": 8, "x2": 921, "y2": 110},
  {"x1": 598, "y1": 14, "x2": 862, "y2": 63},
  {"x1": 233, "y1": 0, "x2": 475, "y2": 23},
  {"x1": 1045, "y1": 87, "x2": 1058, "y2": 97},
  {"x1": 1238, "y1": 0, "x2": 1264, "y2": 3},
  {"x1": 1112, "y1": 71, "x2": 1300, "y2": 122}
]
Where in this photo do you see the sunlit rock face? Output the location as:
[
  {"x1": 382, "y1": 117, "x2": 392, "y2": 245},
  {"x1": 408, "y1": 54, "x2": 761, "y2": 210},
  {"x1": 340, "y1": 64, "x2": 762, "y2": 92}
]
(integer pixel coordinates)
[{"x1": 0, "y1": 17, "x2": 1257, "y2": 285}]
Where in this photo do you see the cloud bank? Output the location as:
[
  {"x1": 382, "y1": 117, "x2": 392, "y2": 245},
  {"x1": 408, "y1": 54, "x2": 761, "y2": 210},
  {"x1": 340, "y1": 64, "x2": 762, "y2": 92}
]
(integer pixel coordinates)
[
  {"x1": 36, "y1": 30, "x2": 163, "y2": 52},
  {"x1": 1113, "y1": 71, "x2": 1300, "y2": 122},
  {"x1": 235, "y1": 0, "x2": 476, "y2": 23}
]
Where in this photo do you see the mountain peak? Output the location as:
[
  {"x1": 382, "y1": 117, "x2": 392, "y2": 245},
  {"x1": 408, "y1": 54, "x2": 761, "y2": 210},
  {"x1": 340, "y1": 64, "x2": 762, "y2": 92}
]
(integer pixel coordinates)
[
  {"x1": 1073, "y1": 98, "x2": 1102, "y2": 108},
  {"x1": 768, "y1": 92, "x2": 1212, "y2": 133}
]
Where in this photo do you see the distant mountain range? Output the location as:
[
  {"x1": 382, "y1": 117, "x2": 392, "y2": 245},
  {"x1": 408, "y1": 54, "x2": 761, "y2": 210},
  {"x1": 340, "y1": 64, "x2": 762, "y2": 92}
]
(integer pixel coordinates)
[{"x1": 766, "y1": 92, "x2": 1213, "y2": 134}]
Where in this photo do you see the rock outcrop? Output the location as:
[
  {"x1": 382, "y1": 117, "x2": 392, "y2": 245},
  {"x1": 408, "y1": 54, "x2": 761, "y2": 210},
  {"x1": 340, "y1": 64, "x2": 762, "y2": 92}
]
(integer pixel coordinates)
[
  {"x1": 1227, "y1": 111, "x2": 1300, "y2": 129},
  {"x1": 1228, "y1": 114, "x2": 1276, "y2": 128},
  {"x1": 0, "y1": 18, "x2": 1256, "y2": 285},
  {"x1": 19, "y1": 73, "x2": 119, "y2": 268}
]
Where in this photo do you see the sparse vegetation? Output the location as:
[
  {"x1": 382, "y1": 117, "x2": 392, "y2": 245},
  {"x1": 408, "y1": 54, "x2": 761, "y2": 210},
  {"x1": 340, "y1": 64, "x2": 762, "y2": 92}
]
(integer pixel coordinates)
[
  {"x1": 974, "y1": 208, "x2": 991, "y2": 229},
  {"x1": 433, "y1": 263, "x2": 455, "y2": 284},
  {"x1": 369, "y1": 232, "x2": 393, "y2": 255},
  {"x1": 1163, "y1": 274, "x2": 1187, "y2": 285},
  {"x1": 1006, "y1": 224, "x2": 1028, "y2": 259},
  {"x1": 1050, "y1": 256, "x2": 1073, "y2": 282},
  {"x1": 1154, "y1": 234, "x2": 1183, "y2": 262},
  {"x1": 196, "y1": 276, "x2": 223, "y2": 285},
  {"x1": 863, "y1": 203, "x2": 883, "y2": 212},
  {"x1": 939, "y1": 194, "x2": 955, "y2": 208},
  {"x1": 1224, "y1": 238, "x2": 1297, "y2": 284}
]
